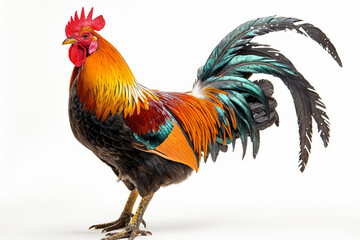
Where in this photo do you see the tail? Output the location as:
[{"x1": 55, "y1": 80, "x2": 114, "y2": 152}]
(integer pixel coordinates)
[{"x1": 195, "y1": 16, "x2": 342, "y2": 171}]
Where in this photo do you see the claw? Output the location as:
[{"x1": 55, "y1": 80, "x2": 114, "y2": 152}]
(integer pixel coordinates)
[
  {"x1": 105, "y1": 232, "x2": 117, "y2": 237},
  {"x1": 89, "y1": 220, "x2": 118, "y2": 230}
]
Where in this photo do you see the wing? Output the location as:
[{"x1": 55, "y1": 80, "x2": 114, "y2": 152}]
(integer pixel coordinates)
[{"x1": 125, "y1": 96, "x2": 199, "y2": 171}]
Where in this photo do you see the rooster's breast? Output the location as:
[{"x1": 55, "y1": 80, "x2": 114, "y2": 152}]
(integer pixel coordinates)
[{"x1": 68, "y1": 80, "x2": 193, "y2": 196}]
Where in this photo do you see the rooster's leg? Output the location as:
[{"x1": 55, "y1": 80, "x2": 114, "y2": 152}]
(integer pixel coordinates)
[
  {"x1": 102, "y1": 193, "x2": 154, "y2": 240},
  {"x1": 90, "y1": 189, "x2": 143, "y2": 232}
]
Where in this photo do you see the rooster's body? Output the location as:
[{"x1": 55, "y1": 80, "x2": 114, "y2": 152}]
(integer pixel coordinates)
[{"x1": 64, "y1": 8, "x2": 341, "y2": 240}]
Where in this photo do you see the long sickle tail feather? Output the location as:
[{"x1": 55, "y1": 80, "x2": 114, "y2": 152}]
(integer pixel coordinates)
[{"x1": 196, "y1": 16, "x2": 342, "y2": 171}]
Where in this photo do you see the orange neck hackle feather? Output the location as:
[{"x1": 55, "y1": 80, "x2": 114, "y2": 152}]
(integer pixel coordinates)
[{"x1": 76, "y1": 31, "x2": 157, "y2": 121}]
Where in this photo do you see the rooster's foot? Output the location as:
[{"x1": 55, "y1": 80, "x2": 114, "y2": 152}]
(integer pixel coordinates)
[
  {"x1": 101, "y1": 224, "x2": 152, "y2": 240},
  {"x1": 89, "y1": 213, "x2": 146, "y2": 233}
]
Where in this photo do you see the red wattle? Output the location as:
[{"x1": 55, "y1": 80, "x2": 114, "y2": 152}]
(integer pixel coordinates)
[{"x1": 69, "y1": 43, "x2": 86, "y2": 67}]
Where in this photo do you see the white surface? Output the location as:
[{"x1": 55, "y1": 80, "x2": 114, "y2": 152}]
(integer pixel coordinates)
[{"x1": 1, "y1": 0, "x2": 359, "y2": 239}]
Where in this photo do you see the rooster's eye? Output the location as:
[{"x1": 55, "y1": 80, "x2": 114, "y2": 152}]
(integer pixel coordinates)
[{"x1": 83, "y1": 34, "x2": 89, "y2": 39}]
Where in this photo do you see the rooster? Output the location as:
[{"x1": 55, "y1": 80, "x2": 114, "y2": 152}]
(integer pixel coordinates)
[{"x1": 63, "y1": 8, "x2": 342, "y2": 240}]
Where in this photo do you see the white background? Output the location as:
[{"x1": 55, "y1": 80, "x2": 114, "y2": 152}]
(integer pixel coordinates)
[{"x1": 0, "y1": 0, "x2": 358, "y2": 239}]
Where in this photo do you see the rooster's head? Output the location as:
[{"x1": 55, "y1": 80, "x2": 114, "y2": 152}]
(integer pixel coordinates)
[{"x1": 62, "y1": 7, "x2": 105, "y2": 67}]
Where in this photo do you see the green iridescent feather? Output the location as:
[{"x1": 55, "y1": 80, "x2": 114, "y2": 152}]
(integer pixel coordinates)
[
  {"x1": 196, "y1": 16, "x2": 342, "y2": 171},
  {"x1": 134, "y1": 119, "x2": 174, "y2": 149}
]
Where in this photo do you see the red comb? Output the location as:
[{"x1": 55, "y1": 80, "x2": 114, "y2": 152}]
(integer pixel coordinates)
[{"x1": 65, "y1": 7, "x2": 105, "y2": 37}]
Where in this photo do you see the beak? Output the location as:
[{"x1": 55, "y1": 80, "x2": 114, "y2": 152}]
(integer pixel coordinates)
[{"x1": 62, "y1": 37, "x2": 77, "y2": 45}]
